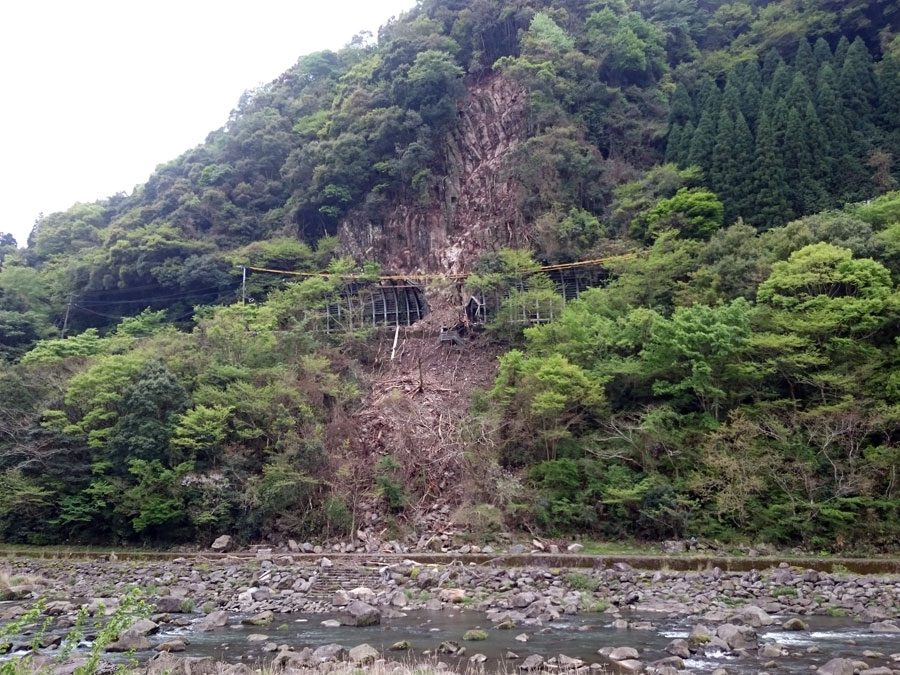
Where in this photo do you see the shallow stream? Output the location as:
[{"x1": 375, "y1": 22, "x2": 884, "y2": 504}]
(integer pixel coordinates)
[{"x1": 5, "y1": 605, "x2": 897, "y2": 673}]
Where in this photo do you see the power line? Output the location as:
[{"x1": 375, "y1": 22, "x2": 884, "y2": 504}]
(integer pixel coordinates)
[
  {"x1": 77, "y1": 287, "x2": 228, "y2": 305},
  {"x1": 243, "y1": 252, "x2": 642, "y2": 281}
]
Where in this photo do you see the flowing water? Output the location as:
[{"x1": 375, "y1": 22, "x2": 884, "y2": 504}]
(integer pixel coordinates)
[{"x1": 3, "y1": 604, "x2": 900, "y2": 672}]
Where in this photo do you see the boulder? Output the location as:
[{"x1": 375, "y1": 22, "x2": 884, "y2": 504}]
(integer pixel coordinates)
[
  {"x1": 332, "y1": 590, "x2": 351, "y2": 606},
  {"x1": 463, "y1": 629, "x2": 489, "y2": 641},
  {"x1": 196, "y1": 610, "x2": 228, "y2": 632},
  {"x1": 438, "y1": 641, "x2": 463, "y2": 656},
  {"x1": 817, "y1": 659, "x2": 863, "y2": 675},
  {"x1": 439, "y1": 588, "x2": 467, "y2": 603},
  {"x1": 665, "y1": 639, "x2": 691, "y2": 659},
  {"x1": 242, "y1": 610, "x2": 274, "y2": 626},
  {"x1": 759, "y1": 643, "x2": 786, "y2": 658},
  {"x1": 312, "y1": 644, "x2": 347, "y2": 662},
  {"x1": 348, "y1": 587, "x2": 376, "y2": 602},
  {"x1": 348, "y1": 644, "x2": 379, "y2": 665},
  {"x1": 609, "y1": 647, "x2": 640, "y2": 661},
  {"x1": 155, "y1": 596, "x2": 186, "y2": 614},
  {"x1": 716, "y1": 624, "x2": 758, "y2": 651},
  {"x1": 688, "y1": 624, "x2": 712, "y2": 645},
  {"x1": 246, "y1": 634, "x2": 269, "y2": 642},
  {"x1": 155, "y1": 639, "x2": 187, "y2": 653},
  {"x1": 211, "y1": 534, "x2": 233, "y2": 552},
  {"x1": 870, "y1": 621, "x2": 900, "y2": 633},
  {"x1": 106, "y1": 628, "x2": 152, "y2": 652},
  {"x1": 513, "y1": 592, "x2": 539, "y2": 608},
  {"x1": 520, "y1": 655, "x2": 544, "y2": 671},
  {"x1": 321, "y1": 619, "x2": 341, "y2": 628},
  {"x1": 389, "y1": 641, "x2": 411, "y2": 651},
  {"x1": 731, "y1": 605, "x2": 774, "y2": 627},
  {"x1": 341, "y1": 600, "x2": 380, "y2": 627},
  {"x1": 616, "y1": 659, "x2": 644, "y2": 673},
  {"x1": 782, "y1": 618, "x2": 809, "y2": 631},
  {"x1": 567, "y1": 543, "x2": 584, "y2": 553},
  {"x1": 129, "y1": 618, "x2": 159, "y2": 636}
]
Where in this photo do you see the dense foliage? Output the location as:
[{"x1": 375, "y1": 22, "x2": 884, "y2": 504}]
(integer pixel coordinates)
[{"x1": 1, "y1": 0, "x2": 899, "y2": 548}]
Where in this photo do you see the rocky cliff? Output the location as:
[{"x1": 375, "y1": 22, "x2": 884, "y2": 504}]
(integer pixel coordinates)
[{"x1": 339, "y1": 74, "x2": 528, "y2": 274}]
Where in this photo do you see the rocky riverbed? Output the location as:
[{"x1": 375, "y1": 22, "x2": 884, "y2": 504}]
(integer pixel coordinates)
[{"x1": 3, "y1": 555, "x2": 900, "y2": 674}]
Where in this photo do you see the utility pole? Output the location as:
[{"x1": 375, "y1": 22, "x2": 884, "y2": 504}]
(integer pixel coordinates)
[
  {"x1": 240, "y1": 266, "x2": 247, "y2": 304},
  {"x1": 61, "y1": 298, "x2": 72, "y2": 338}
]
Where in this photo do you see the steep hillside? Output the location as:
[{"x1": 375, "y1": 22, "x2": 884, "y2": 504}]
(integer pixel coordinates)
[{"x1": 1, "y1": 0, "x2": 900, "y2": 551}]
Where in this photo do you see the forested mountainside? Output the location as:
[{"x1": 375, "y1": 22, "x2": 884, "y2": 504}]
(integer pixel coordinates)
[{"x1": 1, "y1": 0, "x2": 900, "y2": 550}]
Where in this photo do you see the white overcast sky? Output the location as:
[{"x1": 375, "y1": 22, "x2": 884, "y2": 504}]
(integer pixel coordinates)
[{"x1": 0, "y1": 0, "x2": 416, "y2": 246}]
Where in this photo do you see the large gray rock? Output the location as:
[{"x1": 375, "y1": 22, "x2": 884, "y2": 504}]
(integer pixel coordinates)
[
  {"x1": 731, "y1": 605, "x2": 774, "y2": 627},
  {"x1": 870, "y1": 621, "x2": 900, "y2": 633},
  {"x1": 716, "y1": 624, "x2": 758, "y2": 651},
  {"x1": 211, "y1": 534, "x2": 233, "y2": 552},
  {"x1": 513, "y1": 592, "x2": 539, "y2": 608},
  {"x1": 520, "y1": 654, "x2": 544, "y2": 671},
  {"x1": 155, "y1": 596, "x2": 186, "y2": 613},
  {"x1": 106, "y1": 628, "x2": 152, "y2": 652},
  {"x1": 616, "y1": 659, "x2": 644, "y2": 673},
  {"x1": 241, "y1": 610, "x2": 274, "y2": 626},
  {"x1": 782, "y1": 618, "x2": 808, "y2": 631},
  {"x1": 196, "y1": 610, "x2": 228, "y2": 632},
  {"x1": 129, "y1": 618, "x2": 159, "y2": 636},
  {"x1": 341, "y1": 600, "x2": 380, "y2": 627},
  {"x1": 312, "y1": 644, "x2": 347, "y2": 662},
  {"x1": 609, "y1": 647, "x2": 640, "y2": 661},
  {"x1": 665, "y1": 639, "x2": 691, "y2": 659},
  {"x1": 688, "y1": 624, "x2": 712, "y2": 645},
  {"x1": 817, "y1": 659, "x2": 865, "y2": 675},
  {"x1": 348, "y1": 644, "x2": 379, "y2": 665}
]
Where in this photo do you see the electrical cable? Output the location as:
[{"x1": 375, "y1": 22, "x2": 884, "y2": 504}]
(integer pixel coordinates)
[{"x1": 242, "y1": 251, "x2": 642, "y2": 281}]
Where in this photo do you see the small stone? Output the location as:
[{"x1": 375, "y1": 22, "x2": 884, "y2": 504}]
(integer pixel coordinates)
[
  {"x1": 515, "y1": 633, "x2": 529, "y2": 643},
  {"x1": 390, "y1": 641, "x2": 411, "y2": 651},
  {"x1": 567, "y1": 544, "x2": 584, "y2": 553},
  {"x1": 321, "y1": 619, "x2": 341, "y2": 628},
  {"x1": 247, "y1": 634, "x2": 269, "y2": 642},
  {"x1": 520, "y1": 654, "x2": 544, "y2": 671}
]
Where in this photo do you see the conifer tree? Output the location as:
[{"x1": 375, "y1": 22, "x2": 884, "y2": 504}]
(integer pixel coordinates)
[
  {"x1": 731, "y1": 111, "x2": 755, "y2": 219},
  {"x1": 762, "y1": 48, "x2": 784, "y2": 85},
  {"x1": 665, "y1": 123, "x2": 685, "y2": 165},
  {"x1": 839, "y1": 38, "x2": 878, "y2": 200},
  {"x1": 695, "y1": 74, "x2": 721, "y2": 121},
  {"x1": 877, "y1": 56, "x2": 900, "y2": 168},
  {"x1": 688, "y1": 107, "x2": 717, "y2": 175},
  {"x1": 813, "y1": 37, "x2": 832, "y2": 69},
  {"x1": 740, "y1": 61, "x2": 762, "y2": 130},
  {"x1": 816, "y1": 62, "x2": 849, "y2": 199},
  {"x1": 669, "y1": 82, "x2": 694, "y2": 125},
  {"x1": 750, "y1": 109, "x2": 788, "y2": 230},
  {"x1": 840, "y1": 37, "x2": 878, "y2": 131},
  {"x1": 677, "y1": 120, "x2": 695, "y2": 166},
  {"x1": 711, "y1": 108, "x2": 736, "y2": 216},
  {"x1": 770, "y1": 61, "x2": 794, "y2": 100},
  {"x1": 783, "y1": 107, "x2": 826, "y2": 217},
  {"x1": 802, "y1": 100, "x2": 829, "y2": 211},
  {"x1": 833, "y1": 36, "x2": 850, "y2": 70},
  {"x1": 793, "y1": 39, "x2": 817, "y2": 87}
]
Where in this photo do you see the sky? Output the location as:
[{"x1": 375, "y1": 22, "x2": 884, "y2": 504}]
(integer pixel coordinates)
[{"x1": 0, "y1": 0, "x2": 416, "y2": 247}]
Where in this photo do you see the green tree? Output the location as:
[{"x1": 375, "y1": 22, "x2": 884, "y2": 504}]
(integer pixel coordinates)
[
  {"x1": 645, "y1": 187, "x2": 725, "y2": 240},
  {"x1": 641, "y1": 299, "x2": 753, "y2": 419},
  {"x1": 750, "y1": 109, "x2": 789, "y2": 230}
]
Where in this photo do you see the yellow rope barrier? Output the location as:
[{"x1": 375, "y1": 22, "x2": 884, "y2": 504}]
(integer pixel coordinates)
[{"x1": 244, "y1": 252, "x2": 641, "y2": 282}]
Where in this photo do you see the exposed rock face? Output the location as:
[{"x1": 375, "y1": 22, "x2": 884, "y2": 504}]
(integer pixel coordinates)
[{"x1": 339, "y1": 73, "x2": 527, "y2": 275}]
